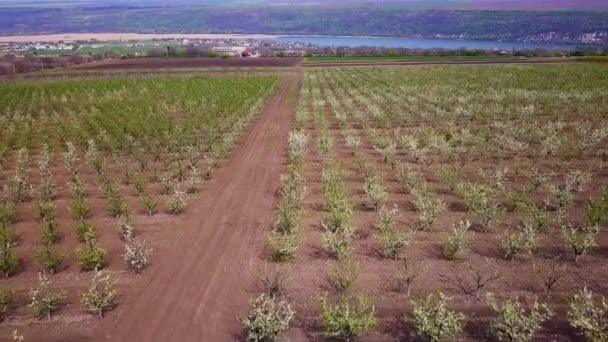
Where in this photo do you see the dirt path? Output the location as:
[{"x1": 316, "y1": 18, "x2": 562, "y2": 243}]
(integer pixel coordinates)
[{"x1": 94, "y1": 71, "x2": 300, "y2": 341}]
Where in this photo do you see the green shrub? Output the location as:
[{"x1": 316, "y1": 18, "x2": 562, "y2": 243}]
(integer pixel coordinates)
[
  {"x1": 132, "y1": 176, "x2": 146, "y2": 196},
  {"x1": 329, "y1": 256, "x2": 359, "y2": 294},
  {"x1": 242, "y1": 293, "x2": 294, "y2": 342},
  {"x1": 504, "y1": 189, "x2": 530, "y2": 212},
  {"x1": 584, "y1": 187, "x2": 608, "y2": 226},
  {"x1": 268, "y1": 231, "x2": 301, "y2": 263},
  {"x1": 320, "y1": 295, "x2": 376, "y2": 341},
  {"x1": 106, "y1": 188, "x2": 129, "y2": 217},
  {"x1": 457, "y1": 183, "x2": 503, "y2": 231},
  {"x1": 0, "y1": 288, "x2": 15, "y2": 321},
  {"x1": 274, "y1": 198, "x2": 301, "y2": 235},
  {"x1": 40, "y1": 219, "x2": 61, "y2": 245},
  {"x1": 411, "y1": 292, "x2": 465, "y2": 342},
  {"x1": 442, "y1": 220, "x2": 471, "y2": 260},
  {"x1": 77, "y1": 240, "x2": 107, "y2": 271},
  {"x1": 322, "y1": 225, "x2": 355, "y2": 259},
  {"x1": 75, "y1": 221, "x2": 97, "y2": 243},
  {"x1": 438, "y1": 167, "x2": 460, "y2": 192},
  {"x1": 0, "y1": 204, "x2": 17, "y2": 225},
  {"x1": 323, "y1": 196, "x2": 353, "y2": 233},
  {"x1": 375, "y1": 226, "x2": 414, "y2": 260},
  {"x1": 81, "y1": 270, "x2": 117, "y2": 318},
  {"x1": 364, "y1": 175, "x2": 387, "y2": 211},
  {"x1": 33, "y1": 244, "x2": 64, "y2": 274},
  {"x1": 568, "y1": 287, "x2": 608, "y2": 342},
  {"x1": 142, "y1": 195, "x2": 159, "y2": 216},
  {"x1": 69, "y1": 197, "x2": 90, "y2": 220},
  {"x1": 485, "y1": 293, "x2": 553, "y2": 342},
  {"x1": 0, "y1": 222, "x2": 17, "y2": 244},
  {"x1": 0, "y1": 238, "x2": 18, "y2": 278},
  {"x1": 28, "y1": 272, "x2": 65, "y2": 319}
]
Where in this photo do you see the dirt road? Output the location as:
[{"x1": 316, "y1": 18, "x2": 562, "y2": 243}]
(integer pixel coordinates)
[{"x1": 96, "y1": 72, "x2": 300, "y2": 341}]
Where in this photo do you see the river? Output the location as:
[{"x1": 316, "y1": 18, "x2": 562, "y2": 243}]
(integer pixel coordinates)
[{"x1": 277, "y1": 35, "x2": 576, "y2": 50}]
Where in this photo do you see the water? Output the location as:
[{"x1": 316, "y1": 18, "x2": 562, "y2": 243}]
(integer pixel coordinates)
[{"x1": 277, "y1": 35, "x2": 576, "y2": 51}]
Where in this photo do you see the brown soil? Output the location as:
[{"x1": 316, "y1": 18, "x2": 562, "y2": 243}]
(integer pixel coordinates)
[{"x1": 73, "y1": 57, "x2": 302, "y2": 70}]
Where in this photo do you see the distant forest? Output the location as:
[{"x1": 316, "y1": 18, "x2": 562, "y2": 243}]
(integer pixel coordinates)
[{"x1": 0, "y1": 2, "x2": 607, "y2": 45}]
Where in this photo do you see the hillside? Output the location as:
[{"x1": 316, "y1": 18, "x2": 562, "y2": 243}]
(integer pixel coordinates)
[{"x1": 0, "y1": 1, "x2": 607, "y2": 45}]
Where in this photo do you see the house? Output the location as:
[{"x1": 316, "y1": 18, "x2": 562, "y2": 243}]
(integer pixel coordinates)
[{"x1": 211, "y1": 46, "x2": 249, "y2": 57}]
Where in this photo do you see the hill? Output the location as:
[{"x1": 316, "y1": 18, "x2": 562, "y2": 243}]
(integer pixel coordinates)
[{"x1": 0, "y1": 1, "x2": 607, "y2": 45}]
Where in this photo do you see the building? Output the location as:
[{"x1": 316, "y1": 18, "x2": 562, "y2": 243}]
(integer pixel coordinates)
[{"x1": 211, "y1": 46, "x2": 249, "y2": 57}]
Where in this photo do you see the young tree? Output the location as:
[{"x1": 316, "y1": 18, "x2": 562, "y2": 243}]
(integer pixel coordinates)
[
  {"x1": 364, "y1": 175, "x2": 387, "y2": 211},
  {"x1": 0, "y1": 288, "x2": 15, "y2": 321},
  {"x1": 167, "y1": 190, "x2": 187, "y2": 215},
  {"x1": 568, "y1": 287, "x2": 608, "y2": 342},
  {"x1": 329, "y1": 256, "x2": 360, "y2": 294},
  {"x1": 322, "y1": 225, "x2": 356, "y2": 259},
  {"x1": 142, "y1": 195, "x2": 159, "y2": 216},
  {"x1": 412, "y1": 190, "x2": 446, "y2": 231},
  {"x1": 396, "y1": 258, "x2": 426, "y2": 298},
  {"x1": 532, "y1": 259, "x2": 567, "y2": 300},
  {"x1": 267, "y1": 231, "x2": 301, "y2": 263},
  {"x1": 33, "y1": 244, "x2": 64, "y2": 274},
  {"x1": 77, "y1": 239, "x2": 107, "y2": 271},
  {"x1": 320, "y1": 295, "x2": 376, "y2": 341},
  {"x1": 242, "y1": 293, "x2": 294, "y2": 342},
  {"x1": 117, "y1": 220, "x2": 135, "y2": 241},
  {"x1": 485, "y1": 293, "x2": 553, "y2": 342},
  {"x1": 0, "y1": 231, "x2": 18, "y2": 278},
  {"x1": 123, "y1": 239, "x2": 153, "y2": 273},
  {"x1": 442, "y1": 220, "x2": 472, "y2": 260},
  {"x1": 411, "y1": 292, "x2": 465, "y2": 342},
  {"x1": 561, "y1": 223, "x2": 600, "y2": 262},
  {"x1": 81, "y1": 270, "x2": 117, "y2": 318},
  {"x1": 28, "y1": 272, "x2": 65, "y2": 319}
]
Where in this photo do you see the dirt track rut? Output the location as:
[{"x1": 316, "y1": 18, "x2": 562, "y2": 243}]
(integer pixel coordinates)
[{"x1": 98, "y1": 71, "x2": 300, "y2": 341}]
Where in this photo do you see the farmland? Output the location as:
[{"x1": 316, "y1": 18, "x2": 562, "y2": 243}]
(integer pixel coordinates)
[
  {"x1": 264, "y1": 64, "x2": 608, "y2": 341},
  {"x1": 0, "y1": 60, "x2": 607, "y2": 341},
  {"x1": 0, "y1": 72, "x2": 281, "y2": 338}
]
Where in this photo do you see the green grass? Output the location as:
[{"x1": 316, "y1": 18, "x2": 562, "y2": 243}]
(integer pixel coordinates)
[{"x1": 304, "y1": 55, "x2": 515, "y2": 63}]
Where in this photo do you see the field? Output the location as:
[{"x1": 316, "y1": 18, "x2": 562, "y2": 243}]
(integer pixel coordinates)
[
  {"x1": 272, "y1": 64, "x2": 608, "y2": 340},
  {"x1": 303, "y1": 55, "x2": 514, "y2": 62},
  {"x1": 0, "y1": 61, "x2": 607, "y2": 341},
  {"x1": 0, "y1": 72, "x2": 283, "y2": 339}
]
